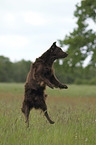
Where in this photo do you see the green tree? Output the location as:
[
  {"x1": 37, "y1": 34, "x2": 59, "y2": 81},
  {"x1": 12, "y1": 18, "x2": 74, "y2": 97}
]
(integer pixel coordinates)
[
  {"x1": 12, "y1": 60, "x2": 32, "y2": 82},
  {"x1": 0, "y1": 56, "x2": 32, "y2": 82},
  {"x1": 59, "y1": 0, "x2": 96, "y2": 68},
  {"x1": 0, "y1": 56, "x2": 12, "y2": 82}
]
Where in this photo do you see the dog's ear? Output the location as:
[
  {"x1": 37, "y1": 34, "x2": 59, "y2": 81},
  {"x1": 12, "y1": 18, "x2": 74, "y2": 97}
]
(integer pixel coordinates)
[
  {"x1": 53, "y1": 42, "x2": 56, "y2": 46},
  {"x1": 50, "y1": 42, "x2": 56, "y2": 51}
]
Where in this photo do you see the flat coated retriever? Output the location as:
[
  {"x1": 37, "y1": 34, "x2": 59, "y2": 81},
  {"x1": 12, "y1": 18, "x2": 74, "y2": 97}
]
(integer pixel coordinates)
[{"x1": 21, "y1": 42, "x2": 68, "y2": 126}]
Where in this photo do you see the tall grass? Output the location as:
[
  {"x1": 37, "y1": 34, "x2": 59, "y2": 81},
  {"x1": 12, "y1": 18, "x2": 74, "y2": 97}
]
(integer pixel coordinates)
[{"x1": 0, "y1": 83, "x2": 96, "y2": 145}]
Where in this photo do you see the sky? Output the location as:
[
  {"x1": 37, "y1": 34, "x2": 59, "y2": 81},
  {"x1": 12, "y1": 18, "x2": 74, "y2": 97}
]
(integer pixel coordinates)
[{"x1": 0, "y1": 0, "x2": 82, "y2": 62}]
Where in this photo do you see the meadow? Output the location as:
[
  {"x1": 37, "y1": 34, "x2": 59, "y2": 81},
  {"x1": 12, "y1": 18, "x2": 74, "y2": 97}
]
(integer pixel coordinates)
[{"x1": 0, "y1": 83, "x2": 96, "y2": 145}]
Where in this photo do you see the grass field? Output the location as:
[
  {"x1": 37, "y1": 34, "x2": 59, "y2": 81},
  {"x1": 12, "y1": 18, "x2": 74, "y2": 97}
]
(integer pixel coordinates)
[{"x1": 0, "y1": 83, "x2": 96, "y2": 145}]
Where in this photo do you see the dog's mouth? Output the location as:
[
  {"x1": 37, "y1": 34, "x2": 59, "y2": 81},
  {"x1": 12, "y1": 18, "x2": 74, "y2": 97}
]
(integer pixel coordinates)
[
  {"x1": 51, "y1": 53, "x2": 68, "y2": 62},
  {"x1": 65, "y1": 53, "x2": 68, "y2": 57},
  {"x1": 60, "y1": 52, "x2": 68, "y2": 58},
  {"x1": 56, "y1": 53, "x2": 68, "y2": 59}
]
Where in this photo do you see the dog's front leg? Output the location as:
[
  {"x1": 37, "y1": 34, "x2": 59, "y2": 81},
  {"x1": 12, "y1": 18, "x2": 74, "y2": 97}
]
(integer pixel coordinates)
[
  {"x1": 51, "y1": 75, "x2": 68, "y2": 89},
  {"x1": 38, "y1": 76, "x2": 54, "y2": 89},
  {"x1": 35, "y1": 64, "x2": 54, "y2": 89},
  {"x1": 43, "y1": 77, "x2": 55, "y2": 89}
]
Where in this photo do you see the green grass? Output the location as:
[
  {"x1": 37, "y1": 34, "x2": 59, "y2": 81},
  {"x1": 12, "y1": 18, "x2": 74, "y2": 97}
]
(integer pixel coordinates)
[
  {"x1": 47, "y1": 84, "x2": 96, "y2": 97},
  {"x1": 0, "y1": 83, "x2": 96, "y2": 145}
]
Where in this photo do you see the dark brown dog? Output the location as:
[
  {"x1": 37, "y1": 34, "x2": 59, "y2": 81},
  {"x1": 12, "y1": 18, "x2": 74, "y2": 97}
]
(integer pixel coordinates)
[{"x1": 21, "y1": 42, "x2": 68, "y2": 126}]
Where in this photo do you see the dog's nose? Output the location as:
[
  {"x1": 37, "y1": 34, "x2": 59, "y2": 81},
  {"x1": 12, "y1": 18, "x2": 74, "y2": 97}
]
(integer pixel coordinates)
[{"x1": 66, "y1": 53, "x2": 68, "y2": 57}]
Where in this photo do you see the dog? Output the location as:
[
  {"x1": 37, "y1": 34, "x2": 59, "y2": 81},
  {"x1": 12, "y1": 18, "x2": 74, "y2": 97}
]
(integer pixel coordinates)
[{"x1": 21, "y1": 42, "x2": 68, "y2": 126}]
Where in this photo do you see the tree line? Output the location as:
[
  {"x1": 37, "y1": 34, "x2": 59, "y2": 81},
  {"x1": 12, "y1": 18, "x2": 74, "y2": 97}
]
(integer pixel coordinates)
[
  {"x1": 0, "y1": 55, "x2": 96, "y2": 84},
  {"x1": 0, "y1": 56, "x2": 31, "y2": 82}
]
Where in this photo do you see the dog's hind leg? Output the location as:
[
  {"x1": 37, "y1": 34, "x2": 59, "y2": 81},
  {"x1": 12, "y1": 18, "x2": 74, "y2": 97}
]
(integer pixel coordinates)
[
  {"x1": 25, "y1": 106, "x2": 30, "y2": 127},
  {"x1": 44, "y1": 110, "x2": 55, "y2": 124},
  {"x1": 22, "y1": 103, "x2": 30, "y2": 127},
  {"x1": 40, "y1": 101, "x2": 55, "y2": 124}
]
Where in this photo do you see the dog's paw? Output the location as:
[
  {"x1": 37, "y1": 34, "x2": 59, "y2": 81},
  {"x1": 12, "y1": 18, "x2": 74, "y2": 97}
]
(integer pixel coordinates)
[
  {"x1": 60, "y1": 84, "x2": 68, "y2": 89},
  {"x1": 64, "y1": 85, "x2": 68, "y2": 89},
  {"x1": 49, "y1": 120, "x2": 55, "y2": 124}
]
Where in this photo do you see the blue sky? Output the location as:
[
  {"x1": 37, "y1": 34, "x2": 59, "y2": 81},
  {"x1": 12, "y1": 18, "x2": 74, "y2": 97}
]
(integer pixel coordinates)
[{"x1": 0, "y1": 0, "x2": 83, "y2": 62}]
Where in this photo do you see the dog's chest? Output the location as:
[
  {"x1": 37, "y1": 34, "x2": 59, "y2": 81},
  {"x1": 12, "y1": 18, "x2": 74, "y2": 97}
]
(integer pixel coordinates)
[{"x1": 43, "y1": 65, "x2": 53, "y2": 76}]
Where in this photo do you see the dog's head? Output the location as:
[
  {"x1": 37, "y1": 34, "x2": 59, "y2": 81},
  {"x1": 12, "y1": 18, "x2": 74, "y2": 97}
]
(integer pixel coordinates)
[{"x1": 49, "y1": 42, "x2": 68, "y2": 60}]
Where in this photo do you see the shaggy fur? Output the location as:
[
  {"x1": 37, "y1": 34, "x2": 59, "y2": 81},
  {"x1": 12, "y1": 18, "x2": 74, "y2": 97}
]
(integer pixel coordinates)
[{"x1": 21, "y1": 42, "x2": 68, "y2": 126}]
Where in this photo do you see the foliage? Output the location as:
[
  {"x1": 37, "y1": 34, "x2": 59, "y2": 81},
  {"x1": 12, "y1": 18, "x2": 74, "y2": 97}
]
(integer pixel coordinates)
[
  {"x1": 0, "y1": 56, "x2": 12, "y2": 82},
  {"x1": 0, "y1": 56, "x2": 31, "y2": 82},
  {"x1": 53, "y1": 60, "x2": 96, "y2": 84},
  {"x1": 12, "y1": 59, "x2": 31, "y2": 82},
  {"x1": 59, "y1": 0, "x2": 96, "y2": 67},
  {"x1": 0, "y1": 55, "x2": 96, "y2": 84}
]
